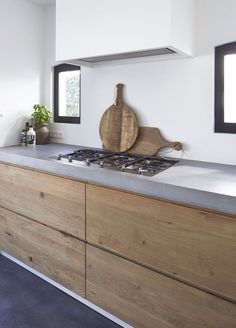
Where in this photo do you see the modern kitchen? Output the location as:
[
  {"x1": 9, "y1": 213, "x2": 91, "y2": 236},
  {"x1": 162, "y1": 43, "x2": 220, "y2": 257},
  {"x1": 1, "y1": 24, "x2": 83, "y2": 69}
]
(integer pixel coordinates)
[{"x1": 0, "y1": 0, "x2": 236, "y2": 327}]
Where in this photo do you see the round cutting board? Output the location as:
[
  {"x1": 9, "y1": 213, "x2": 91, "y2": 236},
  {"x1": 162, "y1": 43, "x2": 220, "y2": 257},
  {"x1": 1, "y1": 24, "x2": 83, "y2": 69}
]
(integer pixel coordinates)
[{"x1": 99, "y1": 84, "x2": 139, "y2": 152}]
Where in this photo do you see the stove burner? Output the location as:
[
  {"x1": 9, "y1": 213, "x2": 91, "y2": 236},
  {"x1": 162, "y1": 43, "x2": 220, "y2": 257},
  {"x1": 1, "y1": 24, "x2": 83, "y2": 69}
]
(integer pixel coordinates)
[
  {"x1": 123, "y1": 157, "x2": 176, "y2": 176},
  {"x1": 59, "y1": 149, "x2": 112, "y2": 164},
  {"x1": 57, "y1": 148, "x2": 178, "y2": 176}
]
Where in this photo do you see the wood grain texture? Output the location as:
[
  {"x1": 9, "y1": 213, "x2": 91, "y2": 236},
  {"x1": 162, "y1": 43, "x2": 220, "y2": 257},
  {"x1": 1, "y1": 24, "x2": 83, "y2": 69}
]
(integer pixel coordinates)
[
  {"x1": 0, "y1": 206, "x2": 85, "y2": 296},
  {"x1": 129, "y1": 127, "x2": 182, "y2": 155},
  {"x1": 0, "y1": 163, "x2": 85, "y2": 240},
  {"x1": 86, "y1": 184, "x2": 236, "y2": 302},
  {"x1": 86, "y1": 245, "x2": 236, "y2": 328},
  {"x1": 99, "y1": 84, "x2": 139, "y2": 152}
]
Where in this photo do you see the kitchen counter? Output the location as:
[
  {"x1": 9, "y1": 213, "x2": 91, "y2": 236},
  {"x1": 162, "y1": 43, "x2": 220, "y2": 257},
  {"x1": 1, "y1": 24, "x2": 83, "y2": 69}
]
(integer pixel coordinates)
[{"x1": 0, "y1": 143, "x2": 236, "y2": 216}]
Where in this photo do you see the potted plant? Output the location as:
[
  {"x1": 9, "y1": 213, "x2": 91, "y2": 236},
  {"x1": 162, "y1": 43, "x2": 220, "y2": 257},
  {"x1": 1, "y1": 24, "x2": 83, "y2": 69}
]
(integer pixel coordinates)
[{"x1": 31, "y1": 104, "x2": 51, "y2": 145}]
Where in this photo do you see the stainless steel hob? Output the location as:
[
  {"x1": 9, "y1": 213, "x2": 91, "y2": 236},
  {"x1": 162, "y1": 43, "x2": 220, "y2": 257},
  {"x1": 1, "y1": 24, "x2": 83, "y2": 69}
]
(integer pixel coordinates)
[{"x1": 57, "y1": 149, "x2": 178, "y2": 177}]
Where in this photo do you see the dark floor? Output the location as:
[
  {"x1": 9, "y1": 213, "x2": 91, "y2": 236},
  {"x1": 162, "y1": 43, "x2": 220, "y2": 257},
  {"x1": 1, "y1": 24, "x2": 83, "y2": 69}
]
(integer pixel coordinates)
[{"x1": 0, "y1": 254, "x2": 121, "y2": 328}]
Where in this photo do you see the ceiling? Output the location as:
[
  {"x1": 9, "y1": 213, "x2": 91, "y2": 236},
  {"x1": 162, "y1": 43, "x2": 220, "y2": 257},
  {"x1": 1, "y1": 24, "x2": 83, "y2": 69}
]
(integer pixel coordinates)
[{"x1": 29, "y1": 0, "x2": 55, "y2": 6}]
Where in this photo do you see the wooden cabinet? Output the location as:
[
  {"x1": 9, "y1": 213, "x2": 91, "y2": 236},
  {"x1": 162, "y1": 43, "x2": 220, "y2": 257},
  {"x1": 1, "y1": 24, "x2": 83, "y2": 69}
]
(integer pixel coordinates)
[
  {"x1": 0, "y1": 163, "x2": 86, "y2": 296},
  {"x1": 86, "y1": 244, "x2": 236, "y2": 328},
  {"x1": 86, "y1": 184, "x2": 236, "y2": 302},
  {"x1": 0, "y1": 206, "x2": 85, "y2": 296},
  {"x1": 0, "y1": 163, "x2": 85, "y2": 240},
  {"x1": 1, "y1": 162, "x2": 236, "y2": 328}
]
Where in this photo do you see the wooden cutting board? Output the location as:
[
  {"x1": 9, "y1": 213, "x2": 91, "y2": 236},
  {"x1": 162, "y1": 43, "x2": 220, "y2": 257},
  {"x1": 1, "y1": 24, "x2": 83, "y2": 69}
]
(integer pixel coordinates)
[
  {"x1": 129, "y1": 127, "x2": 182, "y2": 155},
  {"x1": 99, "y1": 84, "x2": 139, "y2": 152}
]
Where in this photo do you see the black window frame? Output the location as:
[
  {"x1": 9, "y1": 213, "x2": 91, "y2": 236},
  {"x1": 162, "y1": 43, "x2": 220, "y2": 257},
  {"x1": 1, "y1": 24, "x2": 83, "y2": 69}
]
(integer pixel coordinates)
[
  {"x1": 54, "y1": 63, "x2": 81, "y2": 124},
  {"x1": 215, "y1": 42, "x2": 236, "y2": 134}
]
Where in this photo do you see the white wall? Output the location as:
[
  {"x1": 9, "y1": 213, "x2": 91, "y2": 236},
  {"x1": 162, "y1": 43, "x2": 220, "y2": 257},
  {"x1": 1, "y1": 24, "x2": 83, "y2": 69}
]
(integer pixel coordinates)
[
  {"x1": 43, "y1": 3, "x2": 55, "y2": 109},
  {"x1": 47, "y1": 0, "x2": 236, "y2": 165},
  {"x1": 0, "y1": 0, "x2": 44, "y2": 146}
]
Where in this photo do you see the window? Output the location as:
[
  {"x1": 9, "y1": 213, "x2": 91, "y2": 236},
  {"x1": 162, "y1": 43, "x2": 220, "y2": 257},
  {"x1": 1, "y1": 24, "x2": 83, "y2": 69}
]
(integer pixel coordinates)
[
  {"x1": 54, "y1": 64, "x2": 81, "y2": 124},
  {"x1": 215, "y1": 42, "x2": 236, "y2": 133}
]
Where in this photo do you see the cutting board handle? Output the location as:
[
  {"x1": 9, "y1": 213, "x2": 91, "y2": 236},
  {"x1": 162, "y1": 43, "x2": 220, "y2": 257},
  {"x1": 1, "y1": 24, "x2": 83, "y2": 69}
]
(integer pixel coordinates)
[
  {"x1": 166, "y1": 141, "x2": 182, "y2": 151},
  {"x1": 115, "y1": 84, "x2": 124, "y2": 106}
]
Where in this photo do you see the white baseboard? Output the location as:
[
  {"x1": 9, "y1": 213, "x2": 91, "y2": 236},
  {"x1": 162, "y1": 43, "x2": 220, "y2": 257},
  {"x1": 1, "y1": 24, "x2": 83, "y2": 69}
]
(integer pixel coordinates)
[{"x1": 0, "y1": 251, "x2": 133, "y2": 328}]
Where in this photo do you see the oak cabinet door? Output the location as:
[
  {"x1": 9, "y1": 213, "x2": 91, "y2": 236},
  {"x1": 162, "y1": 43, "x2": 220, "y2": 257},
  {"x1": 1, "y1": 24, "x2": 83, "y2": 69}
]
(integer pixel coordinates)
[
  {"x1": 86, "y1": 184, "x2": 236, "y2": 302},
  {"x1": 0, "y1": 206, "x2": 85, "y2": 296},
  {"x1": 0, "y1": 163, "x2": 85, "y2": 240},
  {"x1": 86, "y1": 244, "x2": 236, "y2": 328}
]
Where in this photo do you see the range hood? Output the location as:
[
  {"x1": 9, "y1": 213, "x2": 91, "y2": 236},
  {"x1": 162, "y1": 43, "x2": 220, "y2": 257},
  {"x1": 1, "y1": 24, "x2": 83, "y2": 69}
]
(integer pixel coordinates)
[
  {"x1": 56, "y1": 0, "x2": 195, "y2": 65},
  {"x1": 79, "y1": 48, "x2": 176, "y2": 64}
]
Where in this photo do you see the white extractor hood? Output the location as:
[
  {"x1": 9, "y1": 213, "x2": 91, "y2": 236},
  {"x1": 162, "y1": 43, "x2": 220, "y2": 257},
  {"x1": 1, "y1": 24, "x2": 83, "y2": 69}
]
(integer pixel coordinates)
[
  {"x1": 79, "y1": 48, "x2": 176, "y2": 63},
  {"x1": 56, "y1": 0, "x2": 195, "y2": 65}
]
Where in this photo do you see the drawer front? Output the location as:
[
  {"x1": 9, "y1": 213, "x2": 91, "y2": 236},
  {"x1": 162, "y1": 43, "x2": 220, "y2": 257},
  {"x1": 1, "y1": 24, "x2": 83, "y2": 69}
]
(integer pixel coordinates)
[
  {"x1": 0, "y1": 163, "x2": 85, "y2": 240},
  {"x1": 86, "y1": 184, "x2": 236, "y2": 302},
  {"x1": 86, "y1": 245, "x2": 236, "y2": 328},
  {"x1": 0, "y1": 206, "x2": 85, "y2": 296}
]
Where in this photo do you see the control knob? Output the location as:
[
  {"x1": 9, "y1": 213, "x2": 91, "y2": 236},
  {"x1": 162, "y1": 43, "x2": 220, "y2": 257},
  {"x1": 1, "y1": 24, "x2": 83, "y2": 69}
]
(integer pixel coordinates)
[{"x1": 121, "y1": 165, "x2": 126, "y2": 172}]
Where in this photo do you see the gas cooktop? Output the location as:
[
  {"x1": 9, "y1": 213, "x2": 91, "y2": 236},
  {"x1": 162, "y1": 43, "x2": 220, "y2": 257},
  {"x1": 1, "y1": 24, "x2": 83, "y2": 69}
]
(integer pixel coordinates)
[{"x1": 57, "y1": 148, "x2": 178, "y2": 177}]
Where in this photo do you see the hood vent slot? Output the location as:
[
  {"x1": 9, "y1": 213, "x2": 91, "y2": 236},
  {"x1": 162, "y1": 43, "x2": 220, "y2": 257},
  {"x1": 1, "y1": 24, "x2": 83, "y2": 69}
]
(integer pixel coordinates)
[{"x1": 80, "y1": 48, "x2": 176, "y2": 63}]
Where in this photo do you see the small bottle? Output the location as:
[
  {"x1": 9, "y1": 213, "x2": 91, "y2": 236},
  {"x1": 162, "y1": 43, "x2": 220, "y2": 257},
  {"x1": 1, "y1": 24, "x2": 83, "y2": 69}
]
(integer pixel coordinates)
[
  {"x1": 24, "y1": 122, "x2": 30, "y2": 146},
  {"x1": 20, "y1": 129, "x2": 26, "y2": 146},
  {"x1": 26, "y1": 125, "x2": 36, "y2": 146}
]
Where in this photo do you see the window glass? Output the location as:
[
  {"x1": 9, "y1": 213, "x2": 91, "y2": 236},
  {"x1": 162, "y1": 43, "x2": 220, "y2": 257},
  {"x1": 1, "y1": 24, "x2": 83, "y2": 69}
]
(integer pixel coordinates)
[
  {"x1": 54, "y1": 64, "x2": 81, "y2": 124},
  {"x1": 224, "y1": 54, "x2": 236, "y2": 123}
]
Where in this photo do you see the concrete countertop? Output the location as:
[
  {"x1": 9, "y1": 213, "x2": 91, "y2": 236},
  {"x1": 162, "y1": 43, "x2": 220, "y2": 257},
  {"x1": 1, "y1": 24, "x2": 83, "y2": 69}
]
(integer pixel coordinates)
[{"x1": 0, "y1": 143, "x2": 236, "y2": 216}]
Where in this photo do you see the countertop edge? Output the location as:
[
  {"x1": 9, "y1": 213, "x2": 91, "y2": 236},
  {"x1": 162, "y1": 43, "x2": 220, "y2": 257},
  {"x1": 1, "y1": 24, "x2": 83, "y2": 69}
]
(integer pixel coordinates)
[{"x1": 0, "y1": 149, "x2": 235, "y2": 217}]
